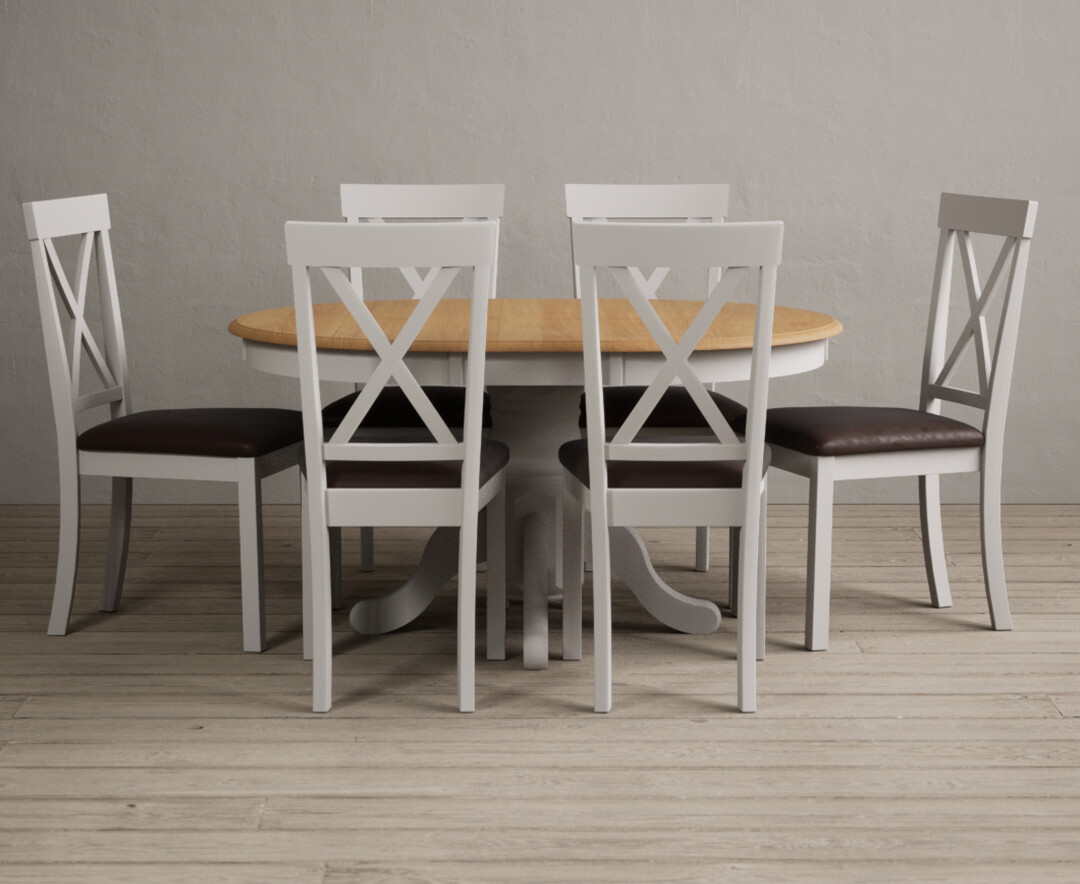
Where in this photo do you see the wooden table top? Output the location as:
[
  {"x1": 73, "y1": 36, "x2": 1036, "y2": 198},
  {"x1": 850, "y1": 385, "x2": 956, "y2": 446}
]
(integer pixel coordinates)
[{"x1": 228, "y1": 298, "x2": 842, "y2": 354}]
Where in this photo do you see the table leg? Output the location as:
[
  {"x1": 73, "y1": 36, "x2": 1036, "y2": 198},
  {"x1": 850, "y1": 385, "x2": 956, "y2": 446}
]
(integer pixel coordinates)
[{"x1": 348, "y1": 527, "x2": 459, "y2": 635}]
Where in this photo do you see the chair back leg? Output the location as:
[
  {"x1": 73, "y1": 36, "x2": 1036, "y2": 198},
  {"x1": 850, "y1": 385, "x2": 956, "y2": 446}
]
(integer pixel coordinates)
[
  {"x1": 980, "y1": 453, "x2": 1013, "y2": 630},
  {"x1": 99, "y1": 476, "x2": 132, "y2": 612},
  {"x1": 47, "y1": 464, "x2": 82, "y2": 636},
  {"x1": 918, "y1": 474, "x2": 953, "y2": 608},
  {"x1": 805, "y1": 457, "x2": 836, "y2": 651},
  {"x1": 237, "y1": 460, "x2": 267, "y2": 653}
]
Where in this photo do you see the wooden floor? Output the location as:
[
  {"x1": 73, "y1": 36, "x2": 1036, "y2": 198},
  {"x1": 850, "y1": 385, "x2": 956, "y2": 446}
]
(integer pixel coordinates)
[{"x1": 0, "y1": 503, "x2": 1077, "y2": 882}]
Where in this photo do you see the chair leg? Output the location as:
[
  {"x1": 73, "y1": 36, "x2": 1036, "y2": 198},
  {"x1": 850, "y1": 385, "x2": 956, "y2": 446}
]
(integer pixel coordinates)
[
  {"x1": 99, "y1": 476, "x2": 132, "y2": 613},
  {"x1": 304, "y1": 478, "x2": 334, "y2": 713},
  {"x1": 561, "y1": 483, "x2": 583, "y2": 662},
  {"x1": 980, "y1": 459, "x2": 1013, "y2": 631},
  {"x1": 458, "y1": 517, "x2": 479, "y2": 713},
  {"x1": 300, "y1": 475, "x2": 313, "y2": 661},
  {"x1": 918, "y1": 474, "x2": 953, "y2": 609},
  {"x1": 591, "y1": 506, "x2": 612, "y2": 714},
  {"x1": 736, "y1": 500, "x2": 760, "y2": 713},
  {"x1": 485, "y1": 488, "x2": 507, "y2": 661},
  {"x1": 805, "y1": 458, "x2": 835, "y2": 651},
  {"x1": 757, "y1": 485, "x2": 767, "y2": 662},
  {"x1": 359, "y1": 526, "x2": 374, "y2": 572},
  {"x1": 695, "y1": 526, "x2": 710, "y2": 572},
  {"x1": 47, "y1": 464, "x2": 81, "y2": 636},
  {"x1": 727, "y1": 527, "x2": 740, "y2": 615},
  {"x1": 329, "y1": 527, "x2": 343, "y2": 610},
  {"x1": 237, "y1": 461, "x2": 267, "y2": 653}
]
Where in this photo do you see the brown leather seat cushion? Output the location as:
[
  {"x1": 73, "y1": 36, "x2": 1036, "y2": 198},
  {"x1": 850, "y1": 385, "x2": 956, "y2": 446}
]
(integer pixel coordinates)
[
  {"x1": 326, "y1": 439, "x2": 510, "y2": 489},
  {"x1": 580, "y1": 386, "x2": 746, "y2": 430},
  {"x1": 323, "y1": 387, "x2": 491, "y2": 429},
  {"x1": 765, "y1": 406, "x2": 985, "y2": 457},
  {"x1": 77, "y1": 408, "x2": 303, "y2": 458},
  {"x1": 558, "y1": 437, "x2": 770, "y2": 489}
]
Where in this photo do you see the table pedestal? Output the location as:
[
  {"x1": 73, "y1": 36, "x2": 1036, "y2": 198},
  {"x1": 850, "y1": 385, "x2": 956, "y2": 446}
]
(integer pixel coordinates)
[{"x1": 348, "y1": 385, "x2": 723, "y2": 666}]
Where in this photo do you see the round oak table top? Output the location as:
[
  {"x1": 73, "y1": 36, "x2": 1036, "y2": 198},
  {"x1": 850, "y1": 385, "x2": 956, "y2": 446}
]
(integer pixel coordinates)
[{"x1": 227, "y1": 297, "x2": 842, "y2": 354}]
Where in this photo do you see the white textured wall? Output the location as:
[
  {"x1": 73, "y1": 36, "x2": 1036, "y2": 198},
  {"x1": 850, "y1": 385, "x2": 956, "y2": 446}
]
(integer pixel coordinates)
[{"x1": 2, "y1": 0, "x2": 1077, "y2": 504}]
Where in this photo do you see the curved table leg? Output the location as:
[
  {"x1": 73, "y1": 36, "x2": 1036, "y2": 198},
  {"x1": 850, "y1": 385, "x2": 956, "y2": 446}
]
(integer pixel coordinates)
[
  {"x1": 349, "y1": 527, "x2": 459, "y2": 634},
  {"x1": 610, "y1": 527, "x2": 722, "y2": 634}
]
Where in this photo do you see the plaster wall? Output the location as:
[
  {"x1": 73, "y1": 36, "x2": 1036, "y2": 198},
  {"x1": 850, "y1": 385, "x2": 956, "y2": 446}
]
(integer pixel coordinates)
[{"x1": 2, "y1": 0, "x2": 1077, "y2": 504}]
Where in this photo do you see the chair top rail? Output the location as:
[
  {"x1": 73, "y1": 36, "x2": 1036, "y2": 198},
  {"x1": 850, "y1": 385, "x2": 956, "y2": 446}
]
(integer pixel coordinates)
[
  {"x1": 340, "y1": 184, "x2": 505, "y2": 220},
  {"x1": 24, "y1": 193, "x2": 110, "y2": 241},
  {"x1": 566, "y1": 183, "x2": 729, "y2": 220},
  {"x1": 285, "y1": 220, "x2": 497, "y2": 270},
  {"x1": 938, "y1": 193, "x2": 1037, "y2": 239},
  {"x1": 572, "y1": 220, "x2": 783, "y2": 270}
]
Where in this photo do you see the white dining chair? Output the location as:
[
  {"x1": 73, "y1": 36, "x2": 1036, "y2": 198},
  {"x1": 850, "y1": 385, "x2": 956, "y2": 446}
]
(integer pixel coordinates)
[
  {"x1": 25, "y1": 193, "x2": 304, "y2": 652},
  {"x1": 565, "y1": 184, "x2": 745, "y2": 581},
  {"x1": 764, "y1": 193, "x2": 1037, "y2": 649},
  {"x1": 286, "y1": 218, "x2": 507, "y2": 713},
  {"x1": 560, "y1": 219, "x2": 784, "y2": 713},
  {"x1": 331, "y1": 184, "x2": 504, "y2": 578}
]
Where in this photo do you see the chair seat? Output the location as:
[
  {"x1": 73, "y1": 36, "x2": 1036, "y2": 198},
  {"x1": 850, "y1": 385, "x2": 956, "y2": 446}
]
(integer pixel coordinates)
[
  {"x1": 580, "y1": 386, "x2": 746, "y2": 429},
  {"x1": 326, "y1": 439, "x2": 510, "y2": 489},
  {"x1": 765, "y1": 406, "x2": 985, "y2": 457},
  {"x1": 558, "y1": 437, "x2": 770, "y2": 489},
  {"x1": 77, "y1": 408, "x2": 304, "y2": 458},
  {"x1": 323, "y1": 386, "x2": 491, "y2": 429}
]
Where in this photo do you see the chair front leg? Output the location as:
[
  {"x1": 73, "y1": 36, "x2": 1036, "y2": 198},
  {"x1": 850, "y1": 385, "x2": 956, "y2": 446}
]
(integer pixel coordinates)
[
  {"x1": 980, "y1": 453, "x2": 1013, "y2": 631},
  {"x1": 237, "y1": 460, "x2": 267, "y2": 653},
  {"x1": 47, "y1": 462, "x2": 82, "y2": 636},
  {"x1": 457, "y1": 516, "x2": 479, "y2": 713},
  {"x1": 590, "y1": 507, "x2": 613, "y2": 714},
  {"x1": 757, "y1": 481, "x2": 767, "y2": 662},
  {"x1": 303, "y1": 476, "x2": 334, "y2": 713},
  {"x1": 805, "y1": 457, "x2": 835, "y2": 651},
  {"x1": 736, "y1": 499, "x2": 760, "y2": 713},
  {"x1": 918, "y1": 474, "x2": 953, "y2": 609},
  {"x1": 99, "y1": 476, "x2": 132, "y2": 613}
]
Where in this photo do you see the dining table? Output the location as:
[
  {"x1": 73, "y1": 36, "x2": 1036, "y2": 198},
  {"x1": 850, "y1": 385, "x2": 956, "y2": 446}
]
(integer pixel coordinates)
[{"x1": 228, "y1": 297, "x2": 842, "y2": 668}]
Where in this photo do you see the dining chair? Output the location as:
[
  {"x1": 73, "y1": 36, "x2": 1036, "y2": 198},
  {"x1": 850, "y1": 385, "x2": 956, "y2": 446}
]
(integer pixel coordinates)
[
  {"x1": 25, "y1": 193, "x2": 304, "y2": 652},
  {"x1": 565, "y1": 184, "x2": 746, "y2": 580},
  {"x1": 286, "y1": 218, "x2": 507, "y2": 713},
  {"x1": 330, "y1": 184, "x2": 504, "y2": 578},
  {"x1": 560, "y1": 219, "x2": 784, "y2": 712},
  {"x1": 764, "y1": 193, "x2": 1037, "y2": 650}
]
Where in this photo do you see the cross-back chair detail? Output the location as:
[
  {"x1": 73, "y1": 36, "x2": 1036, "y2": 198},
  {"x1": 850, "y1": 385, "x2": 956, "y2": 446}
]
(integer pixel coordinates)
[
  {"x1": 561, "y1": 219, "x2": 784, "y2": 714},
  {"x1": 764, "y1": 192, "x2": 1037, "y2": 650},
  {"x1": 331, "y1": 185, "x2": 505, "y2": 580},
  {"x1": 921, "y1": 193, "x2": 1035, "y2": 427},
  {"x1": 564, "y1": 184, "x2": 741, "y2": 576},
  {"x1": 286, "y1": 219, "x2": 507, "y2": 714},
  {"x1": 28, "y1": 195, "x2": 127, "y2": 434},
  {"x1": 26, "y1": 194, "x2": 303, "y2": 651}
]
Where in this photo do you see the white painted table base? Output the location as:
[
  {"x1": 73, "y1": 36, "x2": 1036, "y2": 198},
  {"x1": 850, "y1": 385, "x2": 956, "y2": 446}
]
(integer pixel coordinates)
[{"x1": 238, "y1": 337, "x2": 831, "y2": 666}]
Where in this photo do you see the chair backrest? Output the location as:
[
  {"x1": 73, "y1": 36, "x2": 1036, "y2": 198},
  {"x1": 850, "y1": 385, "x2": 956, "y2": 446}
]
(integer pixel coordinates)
[
  {"x1": 285, "y1": 220, "x2": 498, "y2": 492},
  {"x1": 920, "y1": 193, "x2": 1037, "y2": 447},
  {"x1": 565, "y1": 184, "x2": 730, "y2": 299},
  {"x1": 340, "y1": 184, "x2": 504, "y2": 300},
  {"x1": 572, "y1": 219, "x2": 783, "y2": 491},
  {"x1": 24, "y1": 193, "x2": 130, "y2": 455}
]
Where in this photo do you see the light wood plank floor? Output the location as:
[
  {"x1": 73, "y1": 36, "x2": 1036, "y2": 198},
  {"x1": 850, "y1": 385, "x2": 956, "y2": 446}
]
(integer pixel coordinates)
[{"x1": 0, "y1": 503, "x2": 1077, "y2": 882}]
